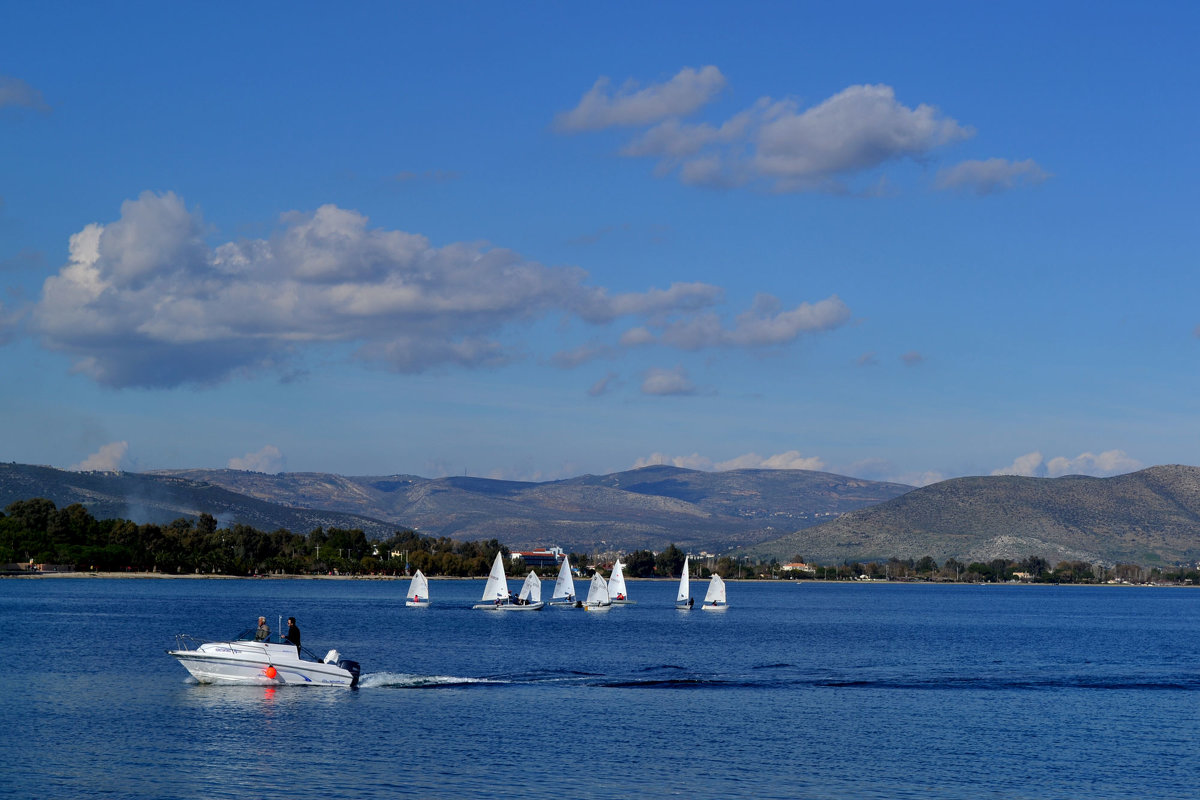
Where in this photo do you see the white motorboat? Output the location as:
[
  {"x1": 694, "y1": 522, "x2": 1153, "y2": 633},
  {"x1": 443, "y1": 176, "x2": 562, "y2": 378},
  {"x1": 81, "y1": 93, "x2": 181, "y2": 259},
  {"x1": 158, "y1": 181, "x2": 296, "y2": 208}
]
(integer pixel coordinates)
[
  {"x1": 702, "y1": 573, "x2": 728, "y2": 610},
  {"x1": 168, "y1": 630, "x2": 361, "y2": 687},
  {"x1": 406, "y1": 569, "x2": 431, "y2": 607},
  {"x1": 607, "y1": 559, "x2": 635, "y2": 604},
  {"x1": 473, "y1": 552, "x2": 544, "y2": 610}
]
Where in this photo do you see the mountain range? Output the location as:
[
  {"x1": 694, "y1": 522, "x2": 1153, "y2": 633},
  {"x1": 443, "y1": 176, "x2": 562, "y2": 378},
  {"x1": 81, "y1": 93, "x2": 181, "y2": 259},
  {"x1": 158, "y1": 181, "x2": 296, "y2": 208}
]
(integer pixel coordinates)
[
  {"x1": 6, "y1": 461, "x2": 1200, "y2": 566},
  {"x1": 1, "y1": 462, "x2": 908, "y2": 553},
  {"x1": 149, "y1": 464, "x2": 910, "y2": 552},
  {"x1": 747, "y1": 464, "x2": 1200, "y2": 567}
]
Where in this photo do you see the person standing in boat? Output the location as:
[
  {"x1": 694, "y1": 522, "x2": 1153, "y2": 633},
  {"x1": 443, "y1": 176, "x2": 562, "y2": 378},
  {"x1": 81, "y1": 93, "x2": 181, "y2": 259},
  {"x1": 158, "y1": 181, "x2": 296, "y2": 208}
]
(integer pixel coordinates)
[
  {"x1": 284, "y1": 617, "x2": 301, "y2": 657},
  {"x1": 254, "y1": 616, "x2": 270, "y2": 641}
]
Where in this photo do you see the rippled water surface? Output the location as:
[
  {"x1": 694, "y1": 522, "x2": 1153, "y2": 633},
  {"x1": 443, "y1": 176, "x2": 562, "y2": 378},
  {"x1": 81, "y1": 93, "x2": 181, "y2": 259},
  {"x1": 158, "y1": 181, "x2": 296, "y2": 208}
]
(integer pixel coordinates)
[{"x1": 2, "y1": 578, "x2": 1198, "y2": 798}]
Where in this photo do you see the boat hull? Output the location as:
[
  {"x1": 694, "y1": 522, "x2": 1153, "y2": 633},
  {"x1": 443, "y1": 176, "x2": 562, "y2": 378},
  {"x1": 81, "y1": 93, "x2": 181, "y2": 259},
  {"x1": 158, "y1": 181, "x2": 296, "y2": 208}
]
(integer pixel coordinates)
[
  {"x1": 701, "y1": 603, "x2": 728, "y2": 611},
  {"x1": 405, "y1": 600, "x2": 430, "y2": 608},
  {"x1": 584, "y1": 603, "x2": 611, "y2": 612},
  {"x1": 472, "y1": 601, "x2": 545, "y2": 611},
  {"x1": 168, "y1": 640, "x2": 358, "y2": 687}
]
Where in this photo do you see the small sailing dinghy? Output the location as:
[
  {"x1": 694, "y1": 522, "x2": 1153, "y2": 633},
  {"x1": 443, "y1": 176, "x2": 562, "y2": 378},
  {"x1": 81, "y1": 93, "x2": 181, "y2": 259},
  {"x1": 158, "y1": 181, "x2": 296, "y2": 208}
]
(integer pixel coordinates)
[
  {"x1": 607, "y1": 559, "x2": 635, "y2": 604},
  {"x1": 584, "y1": 570, "x2": 611, "y2": 612},
  {"x1": 473, "y1": 552, "x2": 544, "y2": 610},
  {"x1": 517, "y1": 571, "x2": 544, "y2": 608},
  {"x1": 702, "y1": 573, "x2": 727, "y2": 610},
  {"x1": 675, "y1": 556, "x2": 693, "y2": 610},
  {"x1": 549, "y1": 556, "x2": 577, "y2": 606},
  {"x1": 406, "y1": 569, "x2": 430, "y2": 607}
]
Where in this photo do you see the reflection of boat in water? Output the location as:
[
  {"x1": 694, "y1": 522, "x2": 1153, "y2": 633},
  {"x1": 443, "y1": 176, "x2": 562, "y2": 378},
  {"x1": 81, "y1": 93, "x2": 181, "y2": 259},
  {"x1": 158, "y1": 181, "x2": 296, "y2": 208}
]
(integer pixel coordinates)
[
  {"x1": 167, "y1": 630, "x2": 361, "y2": 687},
  {"x1": 406, "y1": 570, "x2": 431, "y2": 607}
]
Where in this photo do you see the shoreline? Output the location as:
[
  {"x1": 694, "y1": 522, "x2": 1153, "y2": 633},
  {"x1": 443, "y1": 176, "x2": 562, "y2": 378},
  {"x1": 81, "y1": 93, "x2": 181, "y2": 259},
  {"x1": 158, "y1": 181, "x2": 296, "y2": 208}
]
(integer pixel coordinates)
[{"x1": 2, "y1": 571, "x2": 1181, "y2": 587}]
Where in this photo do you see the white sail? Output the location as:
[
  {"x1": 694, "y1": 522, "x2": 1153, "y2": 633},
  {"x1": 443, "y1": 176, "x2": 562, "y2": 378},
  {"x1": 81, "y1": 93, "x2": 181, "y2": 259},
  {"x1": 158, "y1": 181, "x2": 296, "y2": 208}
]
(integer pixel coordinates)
[
  {"x1": 551, "y1": 556, "x2": 575, "y2": 601},
  {"x1": 676, "y1": 556, "x2": 691, "y2": 603},
  {"x1": 704, "y1": 573, "x2": 727, "y2": 605},
  {"x1": 607, "y1": 559, "x2": 628, "y2": 601},
  {"x1": 480, "y1": 552, "x2": 508, "y2": 601},
  {"x1": 407, "y1": 570, "x2": 429, "y2": 602},
  {"x1": 518, "y1": 571, "x2": 542, "y2": 603},
  {"x1": 586, "y1": 571, "x2": 610, "y2": 605}
]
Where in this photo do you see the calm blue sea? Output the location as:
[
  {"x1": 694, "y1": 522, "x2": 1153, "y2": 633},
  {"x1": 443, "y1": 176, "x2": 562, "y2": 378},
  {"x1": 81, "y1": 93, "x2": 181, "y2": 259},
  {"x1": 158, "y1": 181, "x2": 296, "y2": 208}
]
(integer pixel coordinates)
[{"x1": 1, "y1": 577, "x2": 1197, "y2": 799}]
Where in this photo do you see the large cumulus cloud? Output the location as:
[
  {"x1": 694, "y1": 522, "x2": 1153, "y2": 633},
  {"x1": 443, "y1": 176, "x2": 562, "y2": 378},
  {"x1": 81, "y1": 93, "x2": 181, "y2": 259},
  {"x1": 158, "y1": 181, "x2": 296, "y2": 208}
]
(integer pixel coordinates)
[{"x1": 27, "y1": 191, "x2": 849, "y2": 389}]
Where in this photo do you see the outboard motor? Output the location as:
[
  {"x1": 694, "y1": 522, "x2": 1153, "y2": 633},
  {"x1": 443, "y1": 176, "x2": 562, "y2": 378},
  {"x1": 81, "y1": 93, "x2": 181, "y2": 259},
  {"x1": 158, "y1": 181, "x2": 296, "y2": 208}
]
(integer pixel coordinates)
[{"x1": 338, "y1": 659, "x2": 361, "y2": 688}]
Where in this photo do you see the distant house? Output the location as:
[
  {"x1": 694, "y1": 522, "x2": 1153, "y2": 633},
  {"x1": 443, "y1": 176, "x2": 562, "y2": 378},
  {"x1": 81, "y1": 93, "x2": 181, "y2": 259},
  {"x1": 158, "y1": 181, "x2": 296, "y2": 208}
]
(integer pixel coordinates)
[
  {"x1": 510, "y1": 548, "x2": 563, "y2": 569},
  {"x1": 781, "y1": 562, "x2": 816, "y2": 574},
  {"x1": 35, "y1": 563, "x2": 76, "y2": 573}
]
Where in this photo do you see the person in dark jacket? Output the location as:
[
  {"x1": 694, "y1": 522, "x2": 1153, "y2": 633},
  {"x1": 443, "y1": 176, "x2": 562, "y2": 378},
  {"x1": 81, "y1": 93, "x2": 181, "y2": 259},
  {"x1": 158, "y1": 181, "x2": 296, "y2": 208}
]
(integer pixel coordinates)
[{"x1": 284, "y1": 617, "x2": 301, "y2": 657}]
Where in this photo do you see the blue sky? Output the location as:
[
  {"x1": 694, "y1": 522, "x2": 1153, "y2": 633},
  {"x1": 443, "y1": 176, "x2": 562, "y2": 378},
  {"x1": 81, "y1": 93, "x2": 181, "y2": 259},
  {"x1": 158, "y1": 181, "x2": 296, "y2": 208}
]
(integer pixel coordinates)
[{"x1": 2, "y1": 1, "x2": 1197, "y2": 485}]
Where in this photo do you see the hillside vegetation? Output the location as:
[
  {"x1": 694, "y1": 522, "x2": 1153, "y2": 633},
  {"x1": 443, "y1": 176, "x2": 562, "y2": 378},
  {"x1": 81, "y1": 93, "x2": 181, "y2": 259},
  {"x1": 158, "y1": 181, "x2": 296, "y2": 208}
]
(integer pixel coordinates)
[
  {"x1": 148, "y1": 464, "x2": 912, "y2": 552},
  {"x1": 749, "y1": 465, "x2": 1200, "y2": 566}
]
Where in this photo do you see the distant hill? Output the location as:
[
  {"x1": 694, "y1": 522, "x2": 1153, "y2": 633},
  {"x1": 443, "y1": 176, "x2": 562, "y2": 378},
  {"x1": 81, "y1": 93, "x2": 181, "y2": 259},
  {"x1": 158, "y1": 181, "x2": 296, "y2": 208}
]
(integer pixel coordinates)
[
  {"x1": 0, "y1": 463, "x2": 397, "y2": 538},
  {"x1": 147, "y1": 464, "x2": 913, "y2": 552},
  {"x1": 747, "y1": 465, "x2": 1200, "y2": 566}
]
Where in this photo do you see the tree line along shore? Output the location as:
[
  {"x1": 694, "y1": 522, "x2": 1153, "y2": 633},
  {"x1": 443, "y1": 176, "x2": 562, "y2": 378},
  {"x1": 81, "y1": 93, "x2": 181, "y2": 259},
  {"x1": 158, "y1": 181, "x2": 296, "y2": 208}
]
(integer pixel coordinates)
[{"x1": 4, "y1": 498, "x2": 1197, "y2": 585}]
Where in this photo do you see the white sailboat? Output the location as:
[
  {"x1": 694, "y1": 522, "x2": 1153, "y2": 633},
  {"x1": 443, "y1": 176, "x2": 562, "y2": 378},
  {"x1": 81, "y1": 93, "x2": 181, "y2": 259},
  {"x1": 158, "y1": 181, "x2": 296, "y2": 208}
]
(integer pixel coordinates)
[
  {"x1": 406, "y1": 569, "x2": 430, "y2": 607},
  {"x1": 675, "y1": 556, "x2": 693, "y2": 610},
  {"x1": 702, "y1": 573, "x2": 727, "y2": 610},
  {"x1": 549, "y1": 556, "x2": 577, "y2": 606},
  {"x1": 473, "y1": 552, "x2": 544, "y2": 611},
  {"x1": 584, "y1": 571, "x2": 611, "y2": 612},
  {"x1": 517, "y1": 571, "x2": 543, "y2": 607},
  {"x1": 473, "y1": 552, "x2": 511, "y2": 609},
  {"x1": 607, "y1": 559, "x2": 634, "y2": 604}
]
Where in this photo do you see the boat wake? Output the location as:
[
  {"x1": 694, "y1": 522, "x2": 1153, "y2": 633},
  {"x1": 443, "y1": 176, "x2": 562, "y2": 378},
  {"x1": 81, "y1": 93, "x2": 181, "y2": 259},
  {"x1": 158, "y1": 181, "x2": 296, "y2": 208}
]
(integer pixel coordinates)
[
  {"x1": 359, "y1": 672, "x2": 500, "y2": 689},
  {"x1": 345, "y1": 664, "x2": 1200, "y2": 693}
]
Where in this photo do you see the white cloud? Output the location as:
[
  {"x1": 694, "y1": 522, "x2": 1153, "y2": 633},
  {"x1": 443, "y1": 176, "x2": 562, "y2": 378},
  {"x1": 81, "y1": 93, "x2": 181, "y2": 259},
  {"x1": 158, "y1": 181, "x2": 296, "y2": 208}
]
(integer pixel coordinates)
[
  {"x1": 551, "y1": 342, "x2": 613, "y2": 369},
  {"x1": 587, "y1": 371, "x2": 619, "y2": 397},
  {"x1": 618, "y1": 326, "x2": 656, "y2": 347},
  {"x1": 0, "y1": 75, "x2": 50, "y2": 112},
  {"x1": 633, "y1": 452, "x2": 713, "y2": 470},
  {"x1": 935, "y1": 158, "x2": 1050, "y2": 195},
  {"x1": 993, "y1": 450, "x2": 1142, "y2": 478},
  {"x1": 71, "y1": 441, "x2": 128, "y2": 472},
  {"x1": 754, "y1": 85, "x2": 973, "y2": 186},
  {"x1": 1046, "y1": 450, "x2": 1142, "y2": 478},
  {"x1": 714, "y1": 450, "x2": 826, "y2": 471},
  {"x1": 554, "y1": 66, "x2": 726, "y2": 132},
  {"x1": 228, "y1": 445, "x2": 284, "y2": 473},
  {"x1": 559, "y1": 74, "x2": 980, "y2": 194},
  {"x1": 30, "y1": 192, "x2": 820, "y2": 389},
  {"x1": 660, "y1": 294, "x2": 850, "y2": 350},
  {"x1": 633, "y1": 449, "x2": 825, "y2": 471},
  {"x1": 992, "y1": 451, "x2": 1047, "y2": 477},
  {"x1": 572, "y1": 281, "x2": 724, "y2": 324},
  {"x1": 641, "y1": 366, "x2": 696, "y2": 396}
]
